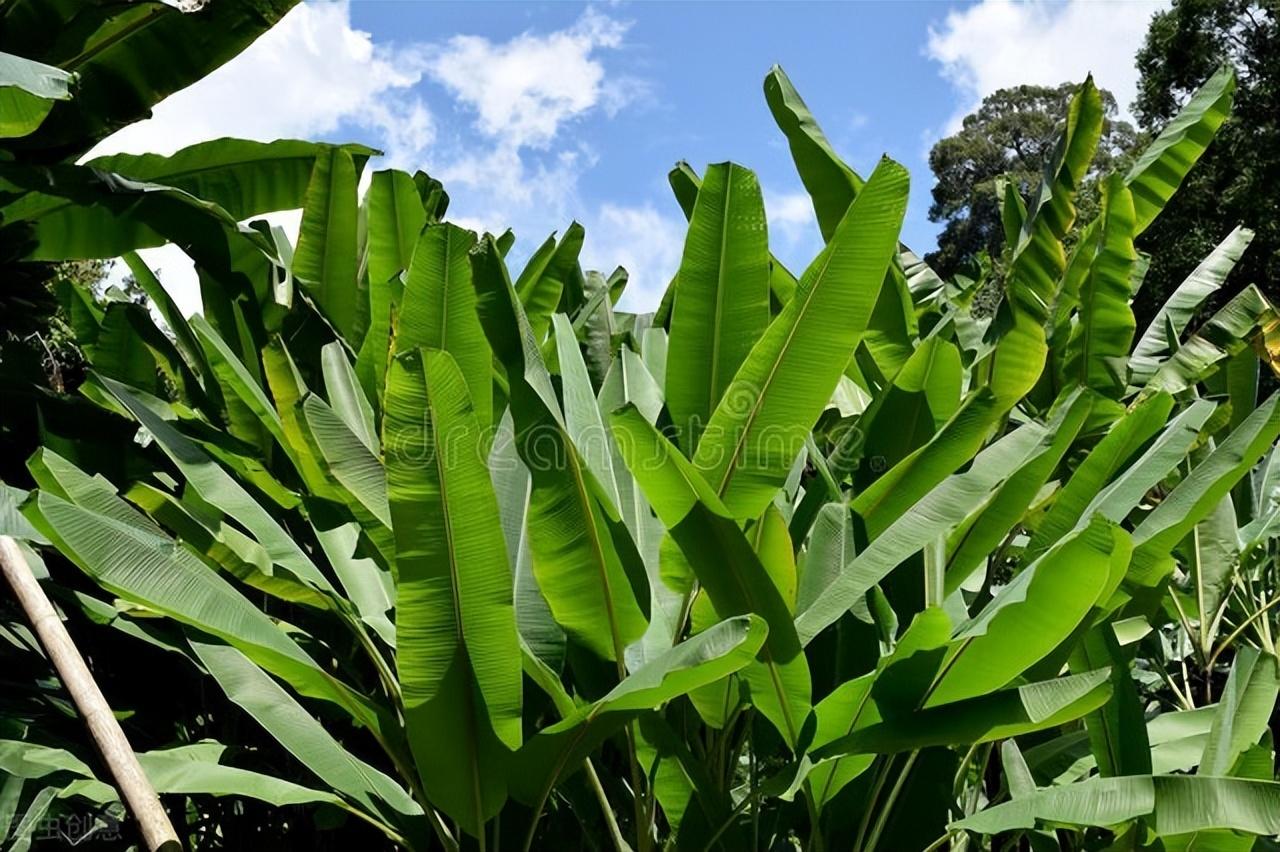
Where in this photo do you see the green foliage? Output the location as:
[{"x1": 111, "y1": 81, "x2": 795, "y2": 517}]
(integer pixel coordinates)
[
  {"x1": 4, "y1": 19, "x2": 1280, "y2": 852},
  {"x1": 1133, "y1": 0, "x2": 1280, "y2": 325}
]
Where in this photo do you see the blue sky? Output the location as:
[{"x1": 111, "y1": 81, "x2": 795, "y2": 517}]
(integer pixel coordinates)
[{"x1": 93, "y1": 0, "x2": 1164, "y2": 314}]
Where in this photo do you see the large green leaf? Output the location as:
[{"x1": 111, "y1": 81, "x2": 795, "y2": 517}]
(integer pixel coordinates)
[
  {"x1": 489, "y1": 412, "x2": 565, "y2": 670},
  {"x1": 0, "y1": 51, "x2": 73, "y2": 138},
  {"x1": 1069, "y1": 623, "x2": 1151, "y2": 777},
  {"x1": 515, "y1": 223, "x2": 584, "y2": 343},
  {"x1": 366, "y1": 168, "x2": 426, "y2": 288},
  {"x1": 795, "y1": 419, "x2": 1052, "y2": 645},
  {"x1": 1130, "y1": 394, "x2": 1280, "y2": 586},
  {"x1": 762, "y1": 65, "x2": 861, "y2": 241},
  {"x1": 795, "y1": 502, "x2": 856, "y2": 621},
  {"x1": 472, "y1": 236, "x2": 648, "y2": 663},
  {"x1": 553, "y1": 313, "x2": 622, "y2": 513},
  {"x1": 25, "y1": 483, "x2": 387, "y2": 738},
  {"x1": 6, "y1": 0, "x2": 298, "y2": 157},
  {"x1": 190, "y1": 312, "x2": 280, "y2": 456},
  {"x1": 83, "y1": 139, "x2": 375, "y2": 221},
  {"x1": 1059, "y1": 399, "x2": 1215, "y2": 551},
  {"x1": 666, "y1": 162, "x2": 771, "y2": 454},
  {"x1": 1026, "y1": 392, "x2": 1175, "y2": 560},
  {"x1": 0, "y1": 162, "x2": 281, "y2": 280},
  {"x1": 943, "y1": 389, "x2": 1092, "y2": 592},
  {"x1": 394, "y1": 223, "x2": 491, "y2": 429},
  {"x1": 294, "y1": 146, "x2": 360, "y2": 340},
  {"x1": 321, "y1": 341, "x2": 379, "y2": 453},
  {"x1": 1129, "y1": 226, "x2": 1254, "y2": 389},
  {"x1": 100, "y1": 377, "x2": 332, "y2": 595},
  {"x1": 1200, "y1": 647, "x2": 1280, "y2": 777},
  {"x1": 664, "y1": 160, "x2": 800, "y2": 314},
  {"x1": 1125, "y1": 65, "x2": 1235, "y2": 235},
  {"x1": 509, "y1": 615, "x2": 766, "y2": 804},
  {"x1": 988, "y1": 77, "x2": 1102, "y2": 404},
  {"x1": 817, "y1": 669, "x2": 1111, "y2": 758},
  {"x1": 692, "y1": 157, "x2": 909, "y2": 518},
  {"x1": 797, "y1": 609, "x2": 952, "y2": 809},
  {"x1": 1142, "y1": 285, "x2": 1278, "y2": 396},
  {"x1": 123, "y1": 251, "x2": 215, "y2": 394},
  {"x1": 304, "y1": 394, "x2": 391, "y2": 528},
  {"x1": 610, "y1": 405, "x2": 811, "y2": 746},
  {"x1": 385, "y1": 348, "x2": 522, "y2": 836},
  {"x1": 852, "y1": 389, "x2": 1004, "y2": 539},
  {"x1": 1062, "y1": 175, "x2": 1137, "y2": 397},
  {"x1": 953, "y1": 775, "x2": 1280, "y2": 836},
  {"x1": 926, "y1": 517, "x2": 1131, "y2": 707},
  {"x1": 189, "y1": 640, "x2": 422, "y2": 832},
  {"x1": 125, "y1": 481, "x2": 327, "y2": 610}
]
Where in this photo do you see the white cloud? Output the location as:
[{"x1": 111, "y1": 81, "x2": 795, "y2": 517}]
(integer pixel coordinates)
[
  {"x1": 764, "y1": 189, "x2": 820, "y2": 268},
  {"x1": 927, "y1": 0, "x2": 1167, "y2": 131},
  {"x1": 424, "y1": 8, "x2": 637, "y2": 149},
  {"x1": 88, "y1": 1, "x2": 432, "y2": 162},
  {"x1": 582, "y1": 203, "x2": 685, "y2": 313},
  {"x1": 95, "y1": 1, "x2": 433, "y2": 312}
]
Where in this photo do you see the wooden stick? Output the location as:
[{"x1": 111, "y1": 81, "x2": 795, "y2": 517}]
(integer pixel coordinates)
[{"x1": 0, "y1": 535, "x2": 181, "y2": 852}]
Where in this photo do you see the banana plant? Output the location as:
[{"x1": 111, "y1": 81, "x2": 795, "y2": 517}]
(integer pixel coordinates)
[{"x1": 5, "y1": 53, "x2": 1280, "y2": 852}]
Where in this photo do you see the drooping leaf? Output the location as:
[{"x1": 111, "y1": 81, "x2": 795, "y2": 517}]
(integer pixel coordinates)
[
  {"x1": 610, "y1": 405, "x2": 811, "y2": 746},
  {"x1": 86, "y1": 139, "x2": 375, "y2": 222},
  {"x1": 189, "y1": 640, "x2": 422, "y2": 833},
  {"x1": 1200, "y1": 648, "x2": 1280, "y2": 777},
  {"x1": 1124, "y1": 65, "x2": 1235, "y2": 235},
  {"x1": 509, "y1": 615, "x2": 766, "y2": 804},
  {"x1": 762, "y1": 65, "x2": 861, "y2": 241},
  {"x1": 818, "y1": 669, "x2": 1111, "y2": 758},
  {"x1": 1129, "y1": 226, "x2": 1254, "y2": 389},
  {"x1": 0, "y1": 51, "x2": 73, "y2": 138},
  {"x1": 926, "y1": 517, "x2": 1131, "y2": 707},
  {"x1": 1130, "y1": 394, "x2": 1280, "y2": 587},
  {"x1": 953, "y1": 775, "x2": 1280, "y2": 837}
]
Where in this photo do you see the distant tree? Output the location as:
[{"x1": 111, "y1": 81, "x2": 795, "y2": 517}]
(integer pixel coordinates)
[
  {"x1": 0, "y1": 259, "x2": 113, "y2": 394},
  {"x1": 1132, "y1": 0, "x2": 1278, "y2": 325},
  {"x1": 926, "y1": 83, "x2": 1138, "y2": 279}
]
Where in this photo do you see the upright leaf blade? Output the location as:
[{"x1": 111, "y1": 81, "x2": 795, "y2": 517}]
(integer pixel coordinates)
[
  {"x1": 385, "y1": 348, "x2": 522, "y2": 836},
  {"x1": 693, "y1": 157, "x2": 909, "y2": 518},
  {"x1": 294, "y1": 146, "x2": 360, "y2": 340},
  {"x1": 666, "y1": 162, "x2": 771, "y2": 453}
]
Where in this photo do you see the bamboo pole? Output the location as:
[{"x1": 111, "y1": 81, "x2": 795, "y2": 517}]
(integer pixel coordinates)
[{"x1": 0, "y1": 535, "x2": 181, "y2": 852}]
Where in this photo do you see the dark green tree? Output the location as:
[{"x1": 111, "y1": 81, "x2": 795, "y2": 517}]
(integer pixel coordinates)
[
  {"x1": 1132, "y1": 0, "x2": 1278, "y2": 324},
  {"x1": 926, "y1": 83, "x2": 1138, "y2": 279}
]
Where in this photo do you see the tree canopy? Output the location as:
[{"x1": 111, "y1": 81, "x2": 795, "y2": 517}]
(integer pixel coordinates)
[
  {"x1": 1132, "y1": 0, "x2": 1279, "y2": 324},
  {"x1": 925, "y1": 83, "x2": 1137, "y2": 280}
]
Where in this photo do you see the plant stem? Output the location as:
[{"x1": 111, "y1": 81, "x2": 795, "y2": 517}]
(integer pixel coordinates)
[
  {"x1": 851, "y1": 755, "x2": 895, "y2": 852},
  {"x1": 584, "y1": 760, "x2": 630, "y2": 852},
  {"x1": 1209, "y1": 594, "x2": 1280, "y2": 667},
  {"x1": 863, "y1": 750, "x2": 918, "y2": 852}
]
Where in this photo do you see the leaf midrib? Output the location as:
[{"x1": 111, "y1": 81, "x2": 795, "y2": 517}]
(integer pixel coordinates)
[{"x1": 423, "y1": 370, "x2": 487, "y2": 832}]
